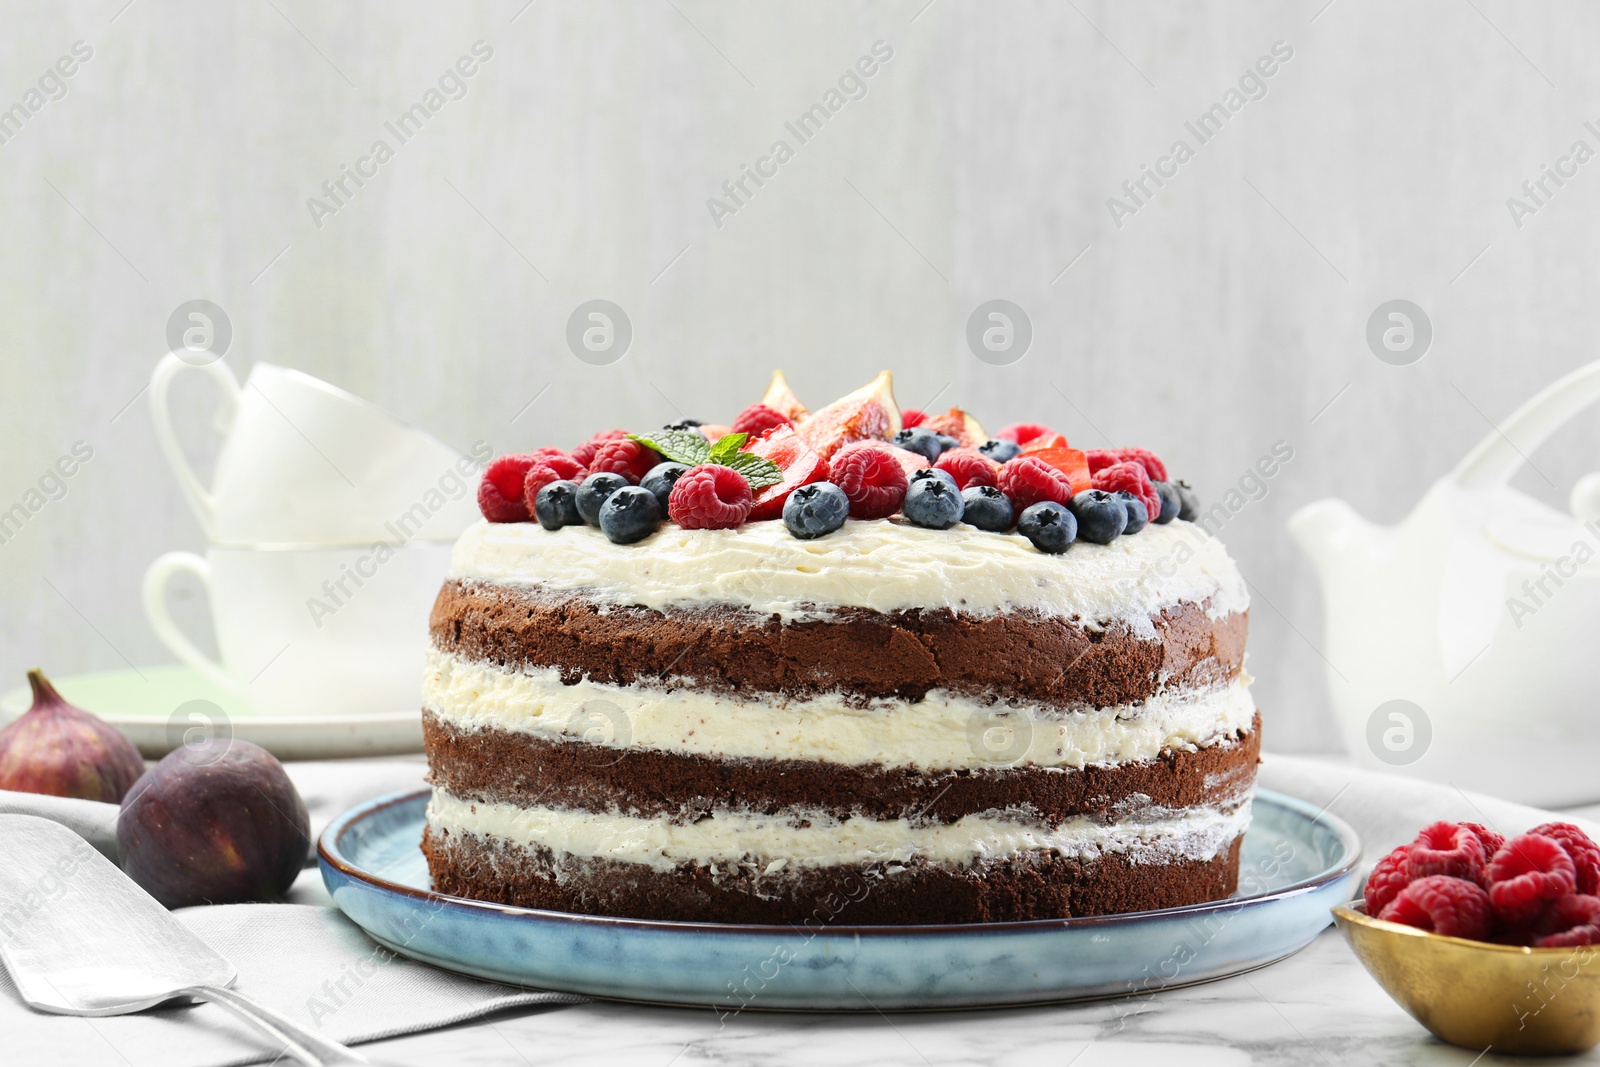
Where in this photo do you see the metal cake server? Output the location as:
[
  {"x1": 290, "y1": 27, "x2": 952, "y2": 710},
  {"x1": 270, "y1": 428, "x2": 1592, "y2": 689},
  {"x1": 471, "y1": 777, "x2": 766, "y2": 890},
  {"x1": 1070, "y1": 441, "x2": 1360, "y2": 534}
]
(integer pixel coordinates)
[{"x1": 0, "y1": 814, "x2": 367, "y2": 1065}]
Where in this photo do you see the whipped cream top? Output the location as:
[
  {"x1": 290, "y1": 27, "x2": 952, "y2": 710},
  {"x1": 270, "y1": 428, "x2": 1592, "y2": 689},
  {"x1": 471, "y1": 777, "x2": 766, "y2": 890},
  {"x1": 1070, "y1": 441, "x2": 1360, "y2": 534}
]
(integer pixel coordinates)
[{"x1": 448, "y1": 517, "x2": 1248, "y2": 630}]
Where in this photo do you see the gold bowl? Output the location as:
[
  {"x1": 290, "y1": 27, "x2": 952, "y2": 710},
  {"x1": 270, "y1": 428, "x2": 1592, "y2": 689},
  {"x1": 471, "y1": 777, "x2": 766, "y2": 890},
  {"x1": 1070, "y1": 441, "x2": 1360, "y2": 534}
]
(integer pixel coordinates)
[{"x1": 1334, "y1": 900, "x2": 1600, "y2": 1055}]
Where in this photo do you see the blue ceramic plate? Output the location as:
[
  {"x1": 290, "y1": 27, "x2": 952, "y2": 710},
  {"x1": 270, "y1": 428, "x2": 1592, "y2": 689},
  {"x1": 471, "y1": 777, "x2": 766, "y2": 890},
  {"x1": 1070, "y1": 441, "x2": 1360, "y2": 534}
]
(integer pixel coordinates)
[{"x1": 319, "y1": 788, "x2": 1360, "y2": 1011}]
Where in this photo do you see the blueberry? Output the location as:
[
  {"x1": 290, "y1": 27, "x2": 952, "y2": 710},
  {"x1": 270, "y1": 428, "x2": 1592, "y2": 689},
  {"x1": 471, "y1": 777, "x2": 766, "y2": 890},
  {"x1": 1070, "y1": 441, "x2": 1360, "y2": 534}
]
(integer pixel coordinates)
[
  {"x1": 1017, "y1": 501, "x2": 1077, "y2": 553},
  {"x1": 903, "y1": 477, "x2": 964, "y2": 529},
  {"x1": 641, "y1": 461, "x2": 690, "y2": 511},
  {"x1": 892, "y1": 427, "x2": 943, "y2": 462},
  {"x1": 1069, "y1": 489, "x2": 1128, "y2": 544},
  {"x1": 911, "y1": 467, "x2": 959, "y2": 493},
  {"x1": 534, "y1": 480, "x2": 582, "y2": 530},
  {"x1": 576, "y1": 472, "x2": 629, "y2": 526},
  {"x1": 1173, "y1": 480, "x2": 1200, "y2": 522},
  {"x1": 961, "y1": 485, "x2": 1014, "y2": 532},
  {"x1": 1151, "y1": 480, "x2": 1181, "y2": 524},
  {"x1": 783, "y1": 482, "x2": 850, "y2": 539},
  {"x1": 977, "y1": 438, "x2": 1021, "y2": 463},
  {"x1": 1116, "y1": 490, "x2": 1149, "y2": 534},
  {"x1": 597, "y1": 486, "x2": 662, "y2": 544},
  {"x1": 664, "y1": 419, "x2": 702, "y2": 431},
  {"x1": 935, "y1": 433, "x2": 960, "y2": 452}
]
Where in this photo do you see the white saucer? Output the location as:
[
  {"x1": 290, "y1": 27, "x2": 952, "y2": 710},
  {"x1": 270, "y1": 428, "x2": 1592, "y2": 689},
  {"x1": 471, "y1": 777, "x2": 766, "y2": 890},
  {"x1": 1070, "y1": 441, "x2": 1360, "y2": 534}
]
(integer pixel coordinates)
[{"x1": 0, "y1": 666, "x2": 423, "y2": 761}]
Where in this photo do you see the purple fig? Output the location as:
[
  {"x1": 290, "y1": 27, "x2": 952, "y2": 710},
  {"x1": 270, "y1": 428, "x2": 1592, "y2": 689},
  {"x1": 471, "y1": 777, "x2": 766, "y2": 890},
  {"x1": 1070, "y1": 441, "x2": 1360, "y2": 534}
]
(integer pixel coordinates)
[
  {"x1": 0, "y1": 669, "x2": 145, "y2": 803},
  {"x1": 118, "y1": 738, "x2": 310, "y2": 907}
]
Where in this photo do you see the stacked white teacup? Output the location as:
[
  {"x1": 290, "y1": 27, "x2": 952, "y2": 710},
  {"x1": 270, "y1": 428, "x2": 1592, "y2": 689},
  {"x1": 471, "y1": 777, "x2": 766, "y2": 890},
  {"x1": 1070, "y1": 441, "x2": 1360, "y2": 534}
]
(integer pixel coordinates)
[{"x1": 142, "y1": 354, "x2": 485, "y2": 720}]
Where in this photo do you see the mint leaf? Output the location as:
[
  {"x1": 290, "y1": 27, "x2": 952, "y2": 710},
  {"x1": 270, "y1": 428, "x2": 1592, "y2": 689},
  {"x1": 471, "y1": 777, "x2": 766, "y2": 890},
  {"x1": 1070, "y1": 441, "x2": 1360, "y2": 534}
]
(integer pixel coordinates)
[
  {"x1": 724, "y1": 450, "x2": 784, "y2": 490},
  {"x1": 628, "y1": 429, "x2": 710, "y2": 466},
  {"x1": 629, "y1": 428, "x2": 782, "y2": 491},
  {"x1": 707, "y1": 433, "x2": 749, "y2": 465}
]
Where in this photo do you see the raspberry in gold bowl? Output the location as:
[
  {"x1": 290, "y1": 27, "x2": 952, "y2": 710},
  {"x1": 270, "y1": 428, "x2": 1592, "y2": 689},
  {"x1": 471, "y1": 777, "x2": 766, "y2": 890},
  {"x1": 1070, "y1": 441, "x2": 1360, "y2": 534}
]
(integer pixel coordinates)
[{"x1": 1334, "y1": 900, "x2": 1600, "y2": 1055}]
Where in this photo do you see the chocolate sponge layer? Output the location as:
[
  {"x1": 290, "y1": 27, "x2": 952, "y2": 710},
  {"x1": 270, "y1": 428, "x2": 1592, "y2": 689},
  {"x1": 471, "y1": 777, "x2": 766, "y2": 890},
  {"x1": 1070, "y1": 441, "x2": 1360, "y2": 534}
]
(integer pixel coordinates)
[
  {"x1": 422, "y1": 710, "x2": 1261, "y2": 825},
  {"x1": 429, "y1": 580, "x2": 1246, "y2": 708}
]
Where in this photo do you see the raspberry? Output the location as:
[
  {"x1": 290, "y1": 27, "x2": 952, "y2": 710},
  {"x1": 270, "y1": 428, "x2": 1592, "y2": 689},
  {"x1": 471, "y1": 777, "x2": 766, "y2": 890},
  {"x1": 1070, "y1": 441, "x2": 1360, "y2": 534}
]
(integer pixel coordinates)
[
  {"x1": 1364, "y1": 845, "x2": 1413, "y2": 917},
  {"x1": 478, "y1": 454, "x2": 539, "y2": 522},
  {"x1": 667, "y1": 464, "x2": 752, "y2": 529},
  {"x1": 1086, "y1": 447, "x2": 1169, "y2": 483},
  {"x1": 1462, "y1": 822, "x2": 1507, "y2": 859},
  {"x1": 997, "y1": 422, "x2": 1054, "y2": 445},
  {"x1": 1091, "y1": 461, "x2": 1161, "y2": 520},
  {"x1": 1535, "y1": 894, "x2": 1600, "y2": 939},
  {"x1": 1536, "y1": 895, "x2": 1600, "y2": 946},
  {"x1": 571, "y1": 429, "x2": 628, "y2": 469},
  {"x1": 900, "y1": 408, "x2": 926, "y2": 429},
  {"x1": 831, "y1": 443, "x2": 908, "y2": 520},
  {"x1": 1537, "y1": 925, "x2": 1600, "y2": 948},
  {"x1": 1379, "y1": 875, "x2": 1494, "y2": 940},
  {"x1": 522, "y1": 453, "x2": 586, "y2": 514},
  {"x1": 732, "y1": 403, "x2": 793, "y2": 440},
  {"x1": 1488, "y1": 834, "x2": 1578, "y2": 926},
  {"x1": 998, "y1": 456, "x2": 1075, "y2": 510},
  {"x1": 588, "y1": 438, "x2": 660, "y2": 483},
  {"x1": 933, "y1": 448, "x2": 1000, "y2": 490},
  {"x1": 1529, "y1": 822, "x2": 1600, "y2": 895},
  {"x1": 1409, "y1": 821, "x2": 1488, "y2": 882}
]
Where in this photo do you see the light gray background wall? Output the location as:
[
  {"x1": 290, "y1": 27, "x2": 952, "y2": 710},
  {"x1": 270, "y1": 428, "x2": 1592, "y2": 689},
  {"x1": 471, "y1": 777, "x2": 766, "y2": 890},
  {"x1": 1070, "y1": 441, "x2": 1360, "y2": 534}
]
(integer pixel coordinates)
[{"x1": 3, "y1": 0, "x2": 1597, "y2": 752}]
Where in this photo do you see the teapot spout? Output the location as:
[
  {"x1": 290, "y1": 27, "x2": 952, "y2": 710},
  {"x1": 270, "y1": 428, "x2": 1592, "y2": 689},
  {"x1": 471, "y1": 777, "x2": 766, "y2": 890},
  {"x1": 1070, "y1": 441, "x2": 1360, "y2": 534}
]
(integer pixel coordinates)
[{"x1": 1288, "y1": 498, "x2": 1387, "y2": 578}]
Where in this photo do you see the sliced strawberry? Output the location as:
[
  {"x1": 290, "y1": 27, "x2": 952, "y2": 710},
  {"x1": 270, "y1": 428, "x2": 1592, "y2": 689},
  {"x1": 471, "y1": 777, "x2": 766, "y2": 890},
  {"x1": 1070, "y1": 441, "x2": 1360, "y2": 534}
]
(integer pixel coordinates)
[
  {"x1": 746, "y1": 426, "x2": 830, "y2": 521},
  {"x1": 900, "y1": 408, "x2": 926, "y2": 429},
  {"x1": 795, "y1": 371, "x2": 900, "y2": 460},
  {"x1": 919, "y1": 406, "x2": 988, "y2": 447},
  {"x1": 698, "y1": 423, "x2": 734, "y2": 442},
  {"x1": 1020, "y1": 434, "x2": 1091, "y2": 493}
]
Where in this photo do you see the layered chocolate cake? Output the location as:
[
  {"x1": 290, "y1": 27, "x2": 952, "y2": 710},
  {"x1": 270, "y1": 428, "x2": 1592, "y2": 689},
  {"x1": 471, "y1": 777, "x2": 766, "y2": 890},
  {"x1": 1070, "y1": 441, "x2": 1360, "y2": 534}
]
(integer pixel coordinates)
[{"x1": 423, "y1": 376, "x2": 1258, "y2": 924}]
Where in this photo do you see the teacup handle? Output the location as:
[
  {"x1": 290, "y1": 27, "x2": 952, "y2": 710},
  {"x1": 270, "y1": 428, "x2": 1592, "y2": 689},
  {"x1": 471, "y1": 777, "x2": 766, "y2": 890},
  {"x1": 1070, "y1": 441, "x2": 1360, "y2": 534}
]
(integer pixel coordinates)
[
  {"x1": 147, "y1": 354, "x2": 242, "y2": 539},
  {"x1": 141, "y1": 552, "x2": 237, "y2": 694}
]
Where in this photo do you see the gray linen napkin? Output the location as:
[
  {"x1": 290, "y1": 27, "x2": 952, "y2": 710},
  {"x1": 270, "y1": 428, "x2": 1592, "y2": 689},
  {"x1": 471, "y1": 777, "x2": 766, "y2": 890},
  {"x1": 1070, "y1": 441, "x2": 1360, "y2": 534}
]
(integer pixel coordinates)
[
  {"x1": 1256, "y1": 752, "x2": 1600, "y2": 866},
  {"x1": 0, "y1": 758, "x2": 587, "y2": 1066},
  {"x1": 0, "y1": 903, "x2": 585, "y2": 1067}
]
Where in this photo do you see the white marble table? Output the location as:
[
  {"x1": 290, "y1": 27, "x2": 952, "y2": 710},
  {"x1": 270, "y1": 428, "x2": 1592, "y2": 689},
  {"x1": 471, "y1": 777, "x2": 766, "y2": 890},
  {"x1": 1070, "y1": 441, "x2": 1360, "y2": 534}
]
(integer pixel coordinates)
[{"x1": 345, "y1": 927, "x2": 1597, "y2": 1066}]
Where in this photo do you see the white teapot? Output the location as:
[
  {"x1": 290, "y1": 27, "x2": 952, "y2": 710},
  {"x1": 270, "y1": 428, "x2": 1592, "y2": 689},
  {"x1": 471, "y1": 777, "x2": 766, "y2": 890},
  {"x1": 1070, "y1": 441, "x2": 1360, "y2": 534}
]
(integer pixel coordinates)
[{"x1": 1289, "y1": 361, "x2": 1600, "y2": 806}]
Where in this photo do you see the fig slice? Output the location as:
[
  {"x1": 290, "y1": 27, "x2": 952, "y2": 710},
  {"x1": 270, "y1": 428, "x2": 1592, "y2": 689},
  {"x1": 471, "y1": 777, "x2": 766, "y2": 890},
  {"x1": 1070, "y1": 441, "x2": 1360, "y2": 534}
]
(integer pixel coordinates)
[
  {"x1": 919, "y1": 406, "x2": 988, "y2": 447},
  {"x1": 761, "y1": 370, "x2": 810, "y2": 422},
  {"x1": 745, "y1": 426, "x2": 829, "y2": 520},
  {"x1": 795, "y1": 370, "x2": 901, "y2": 460}
]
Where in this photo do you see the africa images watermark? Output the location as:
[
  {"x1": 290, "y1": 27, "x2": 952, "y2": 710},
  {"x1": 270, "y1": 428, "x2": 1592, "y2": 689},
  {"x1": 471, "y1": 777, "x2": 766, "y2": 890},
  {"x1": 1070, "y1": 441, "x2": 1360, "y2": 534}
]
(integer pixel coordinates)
[
  {"x1": 0, "y1": 441, "x2": 95, "y2": 547},
  {"x1": 1106, "y1": 39, "x2": 1295, "y2": 229},
  {"x1": 306, "y1": 41, "x2": 494, "y2": 229},
  {"x1": 706, "y1": 40, "x2": 895, "y2": 229},
  {"x1": 303, "y1": 440, "x2": 492, "y2": 628},
  {"x1": 1504, "y1": 120, "x2": 1600, "y2": 230},
  {"x1": 0, "y1": 833, "x2": 98, "y2": 942},
  {"x1": 1503, "y1": 519, "x2": 1600, "y2": 630},
  {"x1": 0, "y1": 40, "x2": 93, "y2": 148},
  {"x1": 1110, "y1": 832, "x2": 1297, "y2": 1026}
]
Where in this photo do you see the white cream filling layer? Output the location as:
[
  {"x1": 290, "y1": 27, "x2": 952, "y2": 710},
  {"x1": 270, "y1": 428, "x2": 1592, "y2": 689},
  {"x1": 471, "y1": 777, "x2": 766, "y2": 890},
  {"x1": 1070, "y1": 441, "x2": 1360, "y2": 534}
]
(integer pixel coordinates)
[
  {"x1": 423, "y1": 649, "x2": 1257, "y2": 772},
  {"x1": 448, "y1": 516, "x2": 1247, "y2": 633},
  {"x1": 426, "y1": 789, "x2": 1252, "y2": 871}
]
